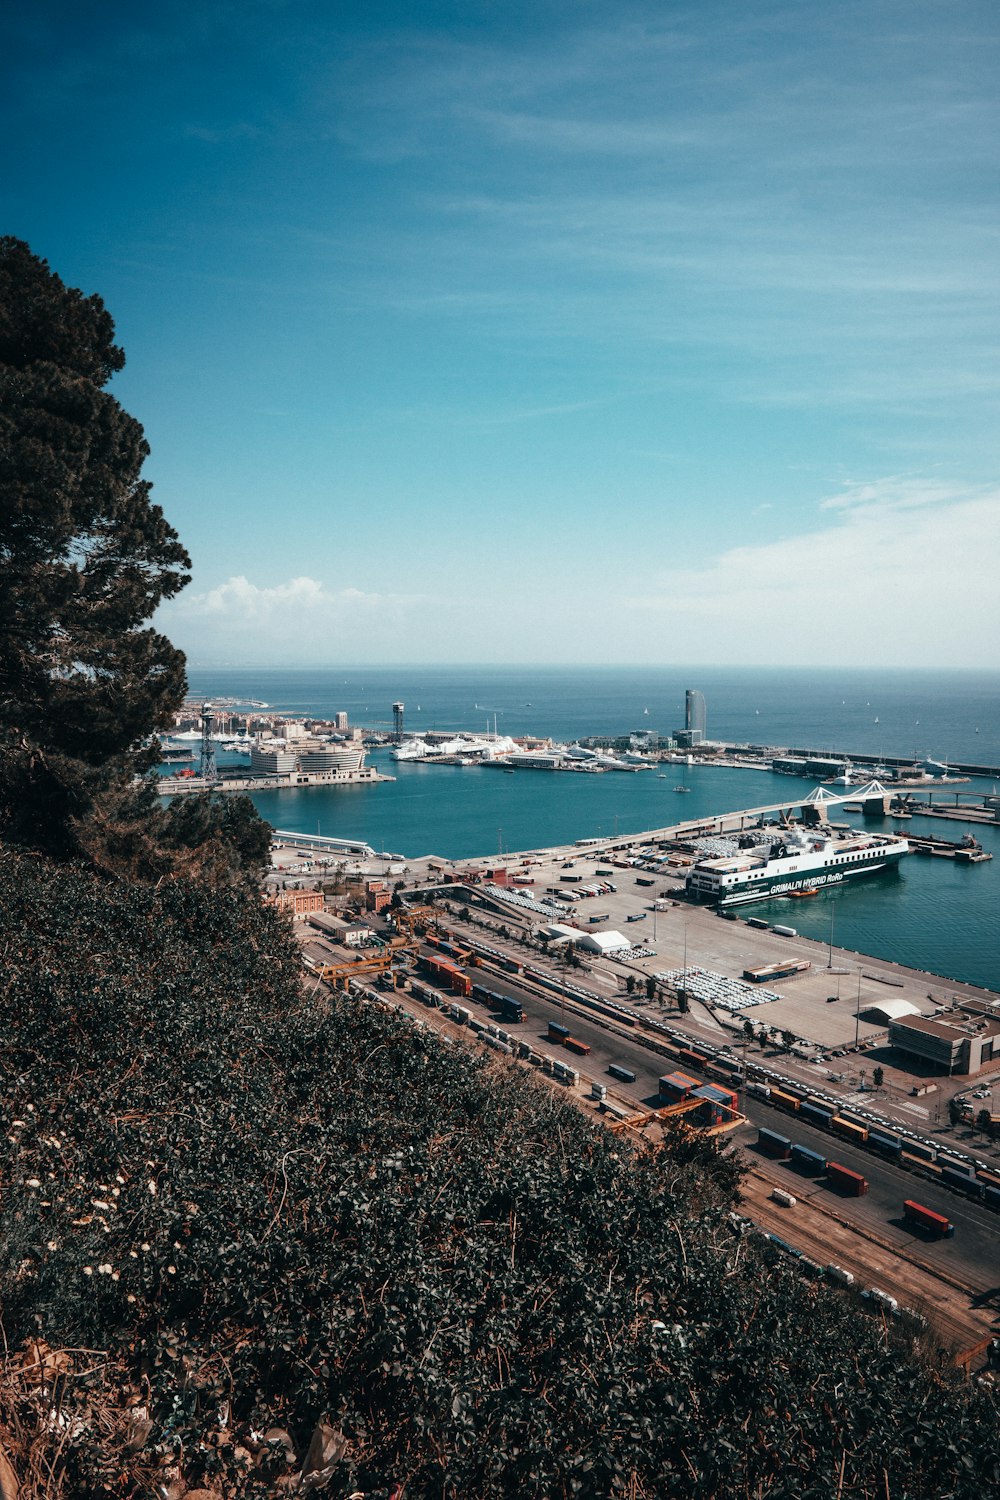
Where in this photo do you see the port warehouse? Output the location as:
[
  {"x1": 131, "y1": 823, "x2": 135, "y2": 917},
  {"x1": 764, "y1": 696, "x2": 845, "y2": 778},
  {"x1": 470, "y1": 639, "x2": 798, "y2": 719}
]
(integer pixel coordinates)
[{"x1": 323, "y1": 909, "x2": 1000, "y2": 1213}]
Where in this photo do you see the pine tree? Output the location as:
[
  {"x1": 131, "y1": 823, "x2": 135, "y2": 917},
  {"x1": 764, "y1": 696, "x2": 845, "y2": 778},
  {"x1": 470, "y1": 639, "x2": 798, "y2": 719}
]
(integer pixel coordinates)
[{"x1": 0, "y1": 237, "x2": 190, "y2": 857}]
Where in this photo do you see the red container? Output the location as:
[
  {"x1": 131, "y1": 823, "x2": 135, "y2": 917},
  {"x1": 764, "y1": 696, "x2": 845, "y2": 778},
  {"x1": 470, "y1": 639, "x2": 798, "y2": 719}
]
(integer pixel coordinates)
[
  {"x1": 827, "y1": 1161, "x2": 869, "y2": 1196},
  {"x1": 903, "y1": 1200, "x2": 955, "y2": 1237}
]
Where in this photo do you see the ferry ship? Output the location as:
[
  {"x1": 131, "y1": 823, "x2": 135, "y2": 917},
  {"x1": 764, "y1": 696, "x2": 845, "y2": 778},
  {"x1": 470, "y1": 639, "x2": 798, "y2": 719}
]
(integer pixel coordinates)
[{"x1": 685, "y1": 828, "x2": 910, "y2": 907}]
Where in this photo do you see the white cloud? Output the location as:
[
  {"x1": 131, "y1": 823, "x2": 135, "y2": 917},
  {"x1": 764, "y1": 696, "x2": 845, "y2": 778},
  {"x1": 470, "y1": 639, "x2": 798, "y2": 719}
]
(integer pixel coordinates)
[
  {"x1": 171, "y1": 575, "x2": 417, "y2": 618},
  {"x1": 159, "y1": 575, "x2": 454, "y2": 663},
  {"x1": 627, "y1": 478, "x2": 1000, "y2": 668}
]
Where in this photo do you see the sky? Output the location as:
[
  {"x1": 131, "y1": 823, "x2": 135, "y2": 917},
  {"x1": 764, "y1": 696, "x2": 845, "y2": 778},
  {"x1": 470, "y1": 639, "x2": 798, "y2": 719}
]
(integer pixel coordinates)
[{"x1": 4, "y1": 0, "x2": 1000, "y2": 667}]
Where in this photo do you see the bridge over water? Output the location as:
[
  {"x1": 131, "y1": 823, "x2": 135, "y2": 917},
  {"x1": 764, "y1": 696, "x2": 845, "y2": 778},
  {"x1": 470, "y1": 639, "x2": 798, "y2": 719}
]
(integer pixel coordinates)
[{"x1": 585, "y1": 781, "x2": 898, "y2": 856}]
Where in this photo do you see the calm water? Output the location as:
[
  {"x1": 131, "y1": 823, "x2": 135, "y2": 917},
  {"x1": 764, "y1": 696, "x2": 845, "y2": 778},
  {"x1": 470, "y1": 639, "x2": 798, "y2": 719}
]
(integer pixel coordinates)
[{"x1": 182, "y1": 667, "x2": 1000, "y2": 992}]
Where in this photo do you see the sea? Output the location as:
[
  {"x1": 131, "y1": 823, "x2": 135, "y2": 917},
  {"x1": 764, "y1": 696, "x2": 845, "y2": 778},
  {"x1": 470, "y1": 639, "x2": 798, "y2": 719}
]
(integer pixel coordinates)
[{"x1": 179, "y1": 666, "x2": 1000, "y2": 993}]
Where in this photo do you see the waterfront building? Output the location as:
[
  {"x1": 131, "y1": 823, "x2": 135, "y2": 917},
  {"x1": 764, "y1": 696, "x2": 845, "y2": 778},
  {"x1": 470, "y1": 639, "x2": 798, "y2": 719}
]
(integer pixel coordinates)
[
  {"x1": 888, "y1": 1013, "x2": 1000, "y2": 1076},
  {"x1": 686, "y1": 689, "x2": 706, "y2": 742},
  {"x1": 673, "y1": 688, "x2": 707, "y2": 749},
  {"x1": 250, "y1": 746, "x2": 298, "y2": 775},
  {"x1": 334, "y1": 711, "x2": 349, "y2": 731},
  {"x1": 298, "y1": 747, "x2": 366, "y2": 774}
]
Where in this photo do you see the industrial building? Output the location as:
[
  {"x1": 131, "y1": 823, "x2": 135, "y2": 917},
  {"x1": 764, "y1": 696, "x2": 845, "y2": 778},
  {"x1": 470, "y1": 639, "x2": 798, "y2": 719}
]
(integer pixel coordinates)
[{"x1": 888, "y1": 1012, "x2": 1000, "y2": 1077}]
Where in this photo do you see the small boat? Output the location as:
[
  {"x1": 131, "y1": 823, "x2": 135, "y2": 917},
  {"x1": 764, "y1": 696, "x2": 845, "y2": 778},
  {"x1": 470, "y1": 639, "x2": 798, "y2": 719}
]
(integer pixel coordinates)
[
  {"x1": 788, "y1": 888, "x2": 819, "y2": 898},
  {"x1": 673, "y1": 785, "x2": 691, "y2": 793},
  {"x1": 658, "y1": 773, "x2": 668, "y2": 779}
]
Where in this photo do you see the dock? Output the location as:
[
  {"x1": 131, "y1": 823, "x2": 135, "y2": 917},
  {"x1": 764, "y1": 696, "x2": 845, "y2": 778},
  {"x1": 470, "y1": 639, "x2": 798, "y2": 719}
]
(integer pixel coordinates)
[{"x1": 157, "y1": 766, "x2": 393, "y2": 796}]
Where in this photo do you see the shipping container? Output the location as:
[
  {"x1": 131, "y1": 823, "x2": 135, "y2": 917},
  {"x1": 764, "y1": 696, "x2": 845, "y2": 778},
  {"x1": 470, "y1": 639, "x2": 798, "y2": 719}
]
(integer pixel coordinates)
[
  {"x1": 705, "y1": 1060, "x2": 743, "y2": 1087},
  {"x1": 903, "y1": 1200, "x2": 955, "y2": 1237},
  {"x1": 770, "y1": 924, "x2": 798, "y2": 937},
  {"x1": 565, "y1": 1036, "x2": 592, "y2": 1056},
  {"x1": 713, "y1": 1055, "x2": 743, "y2": 1075},
  {"x1": 832, "y1": 1116, "x2": 869, "y2": 1146},
  {"x1": 659, "y1": 1071, "x2": 701, "y2": 1103},
  {"x1": 790, "y1": 1143, "x2": 826, "y2": 1175},
  {"x1": 826, "y1": 1264, "x2": 855, "y2": 1286},
  {"x1": 868, "y1": 1131, "x2": 903, "y2": 1159},
  {"x1": 608, "y1": 1063, "x2": 637, "y2": 1084},
  {"x1": 758, "y1": 1128, "x2": 793, "y2": 1159},
  {"x1": 941, "y1": 1168, "x2": 984, "y2": 1200},
  {"x1": 771, "y1": 1188, "x2": 797, "y2": 1208},
  {"x1": 800, "y1": 1101, "x2": 834, "y2": 1129},
  {"x1": 984, "y1": 1185, "x2": 1000, "y2": 1212},
  {"x1": 903, "y1": 1140, "x2": 937, "y2": 1164},
  {"x1": 745, "y1": 916, "x2": 770, "y2": 929},
  {"x1": 937, "y1": 1154, "x2": 975, "y2": 1178},
  {"x1": 826, "y1": 1161, "x2": 869, "y2": 1196},
  {"x1": 695, "y1": 1082, "x2": 738, "y2": 1111},
  {"x1": 548, "y1": 1020, "x2": 571, "y2": 1041},
  {"x1": 768, "y1": 1087, "x2": 801, "y2": 1113},
  {"x1": 419, "y1": 955, "x2": 472, "y2": 997},
  {"x1": 497, "y1": 994, "x2": 524, "y2": 1023},
  {"x1": 676, "y1": 1048, "x2": 706, "y2": 1072}
]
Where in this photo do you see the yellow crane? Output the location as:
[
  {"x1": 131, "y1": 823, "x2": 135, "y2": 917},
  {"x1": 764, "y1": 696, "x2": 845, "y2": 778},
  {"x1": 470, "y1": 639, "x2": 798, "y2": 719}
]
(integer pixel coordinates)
[
  {"x1": 610, "y1": 1095, "x2": 745, "y2": 1139},
  {"x1": 316, "y1": 950, "x2": 400, "y2": 989}
]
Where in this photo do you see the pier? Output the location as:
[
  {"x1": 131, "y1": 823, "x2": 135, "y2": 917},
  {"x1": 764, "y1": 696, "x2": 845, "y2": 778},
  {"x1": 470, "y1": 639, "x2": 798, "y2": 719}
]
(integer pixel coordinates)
[
  {"x1": 157, "y1": 765, "x2": 392, "y2": 796},
  {"x1": 583, "y1": 781, "x2": 903, "y2": 854}
]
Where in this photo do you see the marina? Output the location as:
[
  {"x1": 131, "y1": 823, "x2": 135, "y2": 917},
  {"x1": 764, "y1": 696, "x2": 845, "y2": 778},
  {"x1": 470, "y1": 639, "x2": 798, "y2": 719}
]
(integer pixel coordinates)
[{"x1": 173, "y1": 667, "x2": 1000, "y2": 993}]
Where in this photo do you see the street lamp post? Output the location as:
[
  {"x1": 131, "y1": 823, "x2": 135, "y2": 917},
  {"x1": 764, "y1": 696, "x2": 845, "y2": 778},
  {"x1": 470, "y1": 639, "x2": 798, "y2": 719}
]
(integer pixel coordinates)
[
  {"x1": 854, "y1": 970, "x2": 862, "y2": 1051},
  {"x1": 827, "y1": 902, "x2": 836, "y2": 969},
  {"x1": 683, "y1": 924, "x2": 689, "y2": 1003}
]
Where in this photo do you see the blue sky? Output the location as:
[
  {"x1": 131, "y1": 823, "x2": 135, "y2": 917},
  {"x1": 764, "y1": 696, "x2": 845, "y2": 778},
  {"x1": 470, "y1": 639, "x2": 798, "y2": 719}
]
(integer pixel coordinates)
[{"x1": 5, "y1": 0, "x2": 999, "y2": 666}]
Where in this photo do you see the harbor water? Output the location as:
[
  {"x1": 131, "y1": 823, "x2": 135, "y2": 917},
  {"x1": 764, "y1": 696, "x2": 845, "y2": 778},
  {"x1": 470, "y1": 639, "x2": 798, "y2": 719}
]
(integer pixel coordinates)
[{"x1": 182, "y1": 666, "x2": 1000, "y2": 993}]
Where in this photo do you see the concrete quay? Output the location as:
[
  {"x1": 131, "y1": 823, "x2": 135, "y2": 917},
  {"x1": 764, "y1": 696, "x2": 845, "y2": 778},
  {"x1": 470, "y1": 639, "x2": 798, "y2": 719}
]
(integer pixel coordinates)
[{"x1": 157, "y1": 766, "x2": 393, "y2": 796}]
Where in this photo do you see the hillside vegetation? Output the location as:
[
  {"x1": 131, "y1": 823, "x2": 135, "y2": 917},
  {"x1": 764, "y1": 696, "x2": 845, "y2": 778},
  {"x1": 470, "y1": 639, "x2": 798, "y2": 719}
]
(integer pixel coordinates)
[{"x1": 1, "y1": 848, "x2": 997, "y2": 1498}]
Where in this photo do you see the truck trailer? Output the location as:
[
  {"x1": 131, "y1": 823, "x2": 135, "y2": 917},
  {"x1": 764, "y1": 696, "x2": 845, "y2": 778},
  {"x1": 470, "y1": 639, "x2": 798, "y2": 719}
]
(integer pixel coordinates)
[{"x1": 903, "y1": 1200, "x2": 955, "y2": 1237}]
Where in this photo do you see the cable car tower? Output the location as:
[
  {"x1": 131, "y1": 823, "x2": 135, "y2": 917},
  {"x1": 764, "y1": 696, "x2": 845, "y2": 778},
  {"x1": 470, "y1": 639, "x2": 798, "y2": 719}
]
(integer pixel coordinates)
[{"x1": 199, "y1": 703, "x2": 218, "y2": 783}]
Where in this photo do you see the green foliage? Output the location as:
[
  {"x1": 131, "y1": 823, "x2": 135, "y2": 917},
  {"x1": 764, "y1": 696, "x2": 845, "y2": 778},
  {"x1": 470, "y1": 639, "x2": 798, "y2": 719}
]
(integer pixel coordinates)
[
  {"x1": 1, "y1": 848, "x2": 998, "y2": 1498},
  {"x1": 0, "y1": 237, "x2": 189, "y2": 860}
]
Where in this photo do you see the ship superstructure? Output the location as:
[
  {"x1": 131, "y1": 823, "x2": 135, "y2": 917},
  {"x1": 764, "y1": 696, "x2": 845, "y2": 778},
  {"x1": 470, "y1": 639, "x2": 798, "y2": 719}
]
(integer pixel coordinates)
[{"x1": 685, "y1": 827, "x2": 910, "y2": 907}]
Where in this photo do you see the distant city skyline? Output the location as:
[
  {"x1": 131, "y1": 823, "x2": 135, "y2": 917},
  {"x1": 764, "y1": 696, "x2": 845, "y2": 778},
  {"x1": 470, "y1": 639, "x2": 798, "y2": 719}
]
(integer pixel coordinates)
[{"x1": 5, "y1": 1, "x2": 999, "y2": 666}]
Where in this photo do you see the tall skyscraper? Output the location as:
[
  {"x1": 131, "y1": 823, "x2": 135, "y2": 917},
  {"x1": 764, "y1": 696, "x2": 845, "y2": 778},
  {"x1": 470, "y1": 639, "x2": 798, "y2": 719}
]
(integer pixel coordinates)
[{"x1": 685, "y1": 689, "x2": 706, "y2": 744}]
